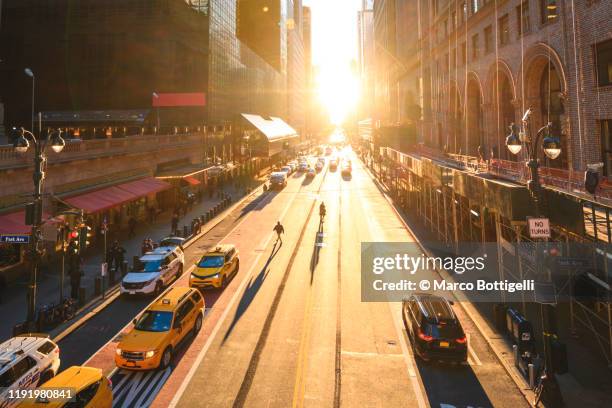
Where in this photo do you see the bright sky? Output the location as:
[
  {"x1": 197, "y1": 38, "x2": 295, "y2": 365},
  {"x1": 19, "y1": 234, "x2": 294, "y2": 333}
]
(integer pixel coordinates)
[{"x1": 303, "y1": 0, "x2": 362, "y2": 125}]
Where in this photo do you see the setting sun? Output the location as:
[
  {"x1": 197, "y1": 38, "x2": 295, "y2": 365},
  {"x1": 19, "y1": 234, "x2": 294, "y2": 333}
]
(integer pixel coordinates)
[{"x1": 316, "y1": 66, "x2": 361, "y2": 125}]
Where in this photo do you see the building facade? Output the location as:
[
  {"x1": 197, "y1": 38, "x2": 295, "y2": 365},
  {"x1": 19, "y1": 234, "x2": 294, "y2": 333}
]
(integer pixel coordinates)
[
  {"x1": 377, "y1": 0, "x2": 612, "y2": 175},
  {"x1": 0, "y1": 0, "x2": 290, "y2": 130},
  {"x1": 358, "y1": 0, "x2": 375, "y2": 121},
  {"x1": 287, "y1": 0, "x2": 306, "y2": 133}
]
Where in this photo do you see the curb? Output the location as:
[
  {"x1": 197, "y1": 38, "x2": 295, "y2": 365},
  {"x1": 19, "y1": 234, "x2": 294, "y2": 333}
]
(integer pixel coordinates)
[
  {"x1": 51, "y1": 180, "x2": 267, "y2": 343},
  {"x1": 362, "y1": 161, "x2": 540, "y2": 408}
]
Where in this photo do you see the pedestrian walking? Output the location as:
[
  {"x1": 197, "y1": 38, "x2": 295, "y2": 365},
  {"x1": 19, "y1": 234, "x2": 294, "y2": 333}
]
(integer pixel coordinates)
[
  {"x1": 141, "y1": 238, "x2": 153, "y2": 255},
  {"x1": 171, "y1": 209, "x2": 179, "y2": 234},
  {"x1": 109, "y1": 240, "x2": 126, "y2": 272},
  {"x1": 128, "y1": 216, "x2": 137, "y2": 238},
  {"x1": 273, "y1": 221, "x2": 285, "y2": 244}
]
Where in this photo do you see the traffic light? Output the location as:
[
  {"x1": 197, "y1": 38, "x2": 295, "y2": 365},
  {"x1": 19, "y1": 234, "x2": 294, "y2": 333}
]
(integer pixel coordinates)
[{"x1": 79, "y1": 225, "x2": 91, "y2": 250}]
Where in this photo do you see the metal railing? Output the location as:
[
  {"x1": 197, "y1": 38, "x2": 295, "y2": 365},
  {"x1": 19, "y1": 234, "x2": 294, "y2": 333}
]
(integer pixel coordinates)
[{"x1": 0, "y1": 132, "x2": 206, "y2": 170}]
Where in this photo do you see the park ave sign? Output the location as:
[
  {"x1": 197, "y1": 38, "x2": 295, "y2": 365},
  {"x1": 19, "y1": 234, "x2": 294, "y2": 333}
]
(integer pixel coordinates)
[{"x1": 528, "y1": 217, "x2": 551, "y2": 238}]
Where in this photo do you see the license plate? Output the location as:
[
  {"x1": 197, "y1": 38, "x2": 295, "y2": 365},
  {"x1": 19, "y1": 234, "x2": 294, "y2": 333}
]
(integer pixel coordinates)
[
  {"x1": 439, "y1": 341, "x2": 450, "y2": 348},
  {"x1": 129, "y1": 291, "x2": 135, "y2": 295},
  {"x1": 126, "y1": 361, "x2": 135, "y2": 366}
]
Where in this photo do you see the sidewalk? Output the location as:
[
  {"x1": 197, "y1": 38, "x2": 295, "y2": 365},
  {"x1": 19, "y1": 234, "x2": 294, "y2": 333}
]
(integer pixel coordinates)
[
  {"x1": 361, "y1": 156, "x2": 612, "y2": 408},
  {"x1": 0, "y1": 177, "x2": 264, "y2": 341}
]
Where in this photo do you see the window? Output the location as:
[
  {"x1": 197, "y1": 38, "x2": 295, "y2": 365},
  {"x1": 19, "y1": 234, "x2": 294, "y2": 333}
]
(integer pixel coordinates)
[
  {"x1": 65, "y1": 381, "x2": 101, "y2": 408},
  {"x1": 499, "y1": 14, "x2": 510, "y2": 46},
  {"x1": 484, "y1": 25, "x2": 493, "y2": 54},
  {"x1": 540, "y1": 0, "x2": 557, "y2": 24},
  {"x1": 601, "y1": 120, "x2": 612, "y2": 176},
  {"x1": 37, "y1": 341, "x2": 56, "y2": 355},
  {"x1": 11, "y1": 357, "x2": 36, "y2": 380},
  {"x1": 191, "y1": 290, "x2": 202, "y2": 304},
  {"x1": 471, "y1": 34, "x2": 479, "y2": 61},
  {"x1": 517, "y1": 1, "x2": 531, "y2": 35},
  {"x1": 0, "y1": 369, "x2": 15, "y2": 387},
  {"x1": 595, "y1": 39, "x2": 612, "y2": 87}
]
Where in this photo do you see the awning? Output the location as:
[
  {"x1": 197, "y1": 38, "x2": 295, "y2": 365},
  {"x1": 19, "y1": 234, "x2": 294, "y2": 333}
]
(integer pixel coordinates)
[
  {"x1": 184, "y1": 176, "x2": 201, "y2": 186},
  {"x1": 241, "y1": 114, "x2": 298, "y2": 141},
  {"x1": 0, "y1": 210, "x2": 52, "y2": 235},
  {"x1": 41, "y1": 109, "x2": 149, "y2": 124},
  {"x1": 156, "y1": 164, "x2": 211, "y2": 179},
  {"x1": 64, "y1": 177, "x2": 172, "y2": 214}
]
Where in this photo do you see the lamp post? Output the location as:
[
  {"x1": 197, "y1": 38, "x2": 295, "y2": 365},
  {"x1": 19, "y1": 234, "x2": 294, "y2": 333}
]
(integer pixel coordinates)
[
  {"x1": 24, "y1": 68, "x2": 34, "y2": 132},
  {"x1": 505, "y1": 110, "x2": 563, "y2": 404},
  {"x1": 152, "y1": 92, "x2": 160, "y2": 133},
  {"x1": 12, "y1": 126, "x2": 65, "y2": 331}
]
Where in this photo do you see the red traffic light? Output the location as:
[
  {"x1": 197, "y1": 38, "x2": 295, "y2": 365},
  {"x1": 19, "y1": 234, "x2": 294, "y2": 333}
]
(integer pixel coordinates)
[{"x1": 69, "y1": 230, "x2": 79, "y2": 239}]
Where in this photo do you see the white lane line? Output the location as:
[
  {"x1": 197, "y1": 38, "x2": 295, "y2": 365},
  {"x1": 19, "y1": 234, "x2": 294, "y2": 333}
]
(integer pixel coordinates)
[
  {"x1": 116, "y1": 371, "x2": 152, "y2": 407},
  {"x1": 467, "y1": 333, "x2": 482, "y2": 366},
  {"x1": 139, "y1": 367, "x2": 172, "y2": 408},
  {"x1": 168, "y1": 177, "x2": 306, "y2": 408},
  {"x1": 111, "y1": 370, "x2": 132, "y2": 398}
]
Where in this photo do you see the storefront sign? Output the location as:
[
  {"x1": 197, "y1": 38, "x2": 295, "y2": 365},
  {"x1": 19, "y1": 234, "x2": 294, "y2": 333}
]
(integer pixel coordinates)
[
  {"x1": 527, "y1": 218, "x2": 550, "y2": 238},
  {"x1": 0, "y1": 235, "x2": 30, "y2": 244}
]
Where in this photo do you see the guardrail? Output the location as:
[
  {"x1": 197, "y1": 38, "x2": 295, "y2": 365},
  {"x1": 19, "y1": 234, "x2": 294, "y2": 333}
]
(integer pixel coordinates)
[{"x1": 0, "y1": 132, "x2": 206, "y2": 169}]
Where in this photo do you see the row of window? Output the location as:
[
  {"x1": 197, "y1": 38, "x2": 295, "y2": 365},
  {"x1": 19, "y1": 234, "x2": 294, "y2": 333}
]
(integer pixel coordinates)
[{"x1": 436, "y1": 0, "x2": 558, "y2": 46}]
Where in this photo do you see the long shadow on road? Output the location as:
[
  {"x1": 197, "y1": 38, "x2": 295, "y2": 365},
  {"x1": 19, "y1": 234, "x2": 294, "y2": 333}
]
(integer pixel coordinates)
[
  {"x1": 221, "y1": 241, "x2": 282, "y2": 344},
  {"x1": 309, "y1": 220, "x2": 324, "y2": 284}
]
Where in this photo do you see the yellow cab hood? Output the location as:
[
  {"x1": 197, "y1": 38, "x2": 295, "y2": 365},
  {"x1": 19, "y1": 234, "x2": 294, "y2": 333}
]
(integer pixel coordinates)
[
  {"x1": 119, "y1": 329, "x2": 167, "y2": 351},
  {"x1": 193, "y1": 266, "x2": 222, "y2": 278}
]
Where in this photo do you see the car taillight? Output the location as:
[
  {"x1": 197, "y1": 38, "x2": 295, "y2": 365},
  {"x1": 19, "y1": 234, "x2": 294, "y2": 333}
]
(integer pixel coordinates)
[
  {"x1": 455, "y1": 336, "x2": 467, "y2": 344},
  {"x1": 417, "y1": 330, "x2": 433, "y2": 342},
  {"x1": 107, "y1": 377, "x2": 112, "y2": 388}
]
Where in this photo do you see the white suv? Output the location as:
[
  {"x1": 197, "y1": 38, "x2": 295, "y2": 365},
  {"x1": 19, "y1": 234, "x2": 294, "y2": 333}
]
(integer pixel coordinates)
[
  {"x1": 0, "y1": 334, "x2": 60, "y2": 407},
  {"x1": 121, "y1": 246, "x2": 185, "y2": 296}
]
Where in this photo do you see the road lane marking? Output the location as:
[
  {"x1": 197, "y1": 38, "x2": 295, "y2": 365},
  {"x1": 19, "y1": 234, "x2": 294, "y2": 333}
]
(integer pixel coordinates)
[
  {"x1": 291, "y1": 278, "x2": 314, "y2": 408},
  {"x1": 466, "y1": 333, "x2": 482, "y2": 366},
  {"x1": 167, "y1": 172, "x2": 309, "y2": 408},
  {"x1": 140, "y1": 368, "x2": 172, "y2": 408}
]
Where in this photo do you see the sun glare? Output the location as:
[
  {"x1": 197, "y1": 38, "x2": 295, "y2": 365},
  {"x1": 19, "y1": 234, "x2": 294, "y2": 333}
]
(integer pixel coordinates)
[{"x1": 316, "y1": 66, "x2": 361, "y2": 125}]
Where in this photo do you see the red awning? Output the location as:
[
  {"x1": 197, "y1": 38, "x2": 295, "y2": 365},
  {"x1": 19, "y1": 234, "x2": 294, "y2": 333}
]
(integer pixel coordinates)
[
  {"x1": 0, "y1": 210, "x2": 52, "y2": 235},
  {"x1": 152, "y1": 93, "x2": 206, "y2": 107},
  {"x1": 64, "y1": 178, "x2": 172, "y2": 214},
  {"x1": 184, "y1": 176, "x2": 201, "y2": 186}
]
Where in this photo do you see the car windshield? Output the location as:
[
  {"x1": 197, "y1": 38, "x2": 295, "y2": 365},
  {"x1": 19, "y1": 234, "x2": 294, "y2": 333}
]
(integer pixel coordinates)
[
  {"x1": 135, "y1": 311, "x2": 173, "y2": 332},
  {"x1": 198, "y1": 255, "x2": 224, "y2": 268},
  {"x1": 141, "y1": 260, "x2": 162, "y2": 272}
]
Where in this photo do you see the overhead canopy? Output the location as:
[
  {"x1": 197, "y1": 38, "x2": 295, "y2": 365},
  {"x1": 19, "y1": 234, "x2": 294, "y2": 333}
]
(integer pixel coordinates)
[
  {"x1": 152, "y1": 93, "x2": 206, "y2": 107},
  {"x1": 64, "y1": 177, "x2": 171, "y2": 214},
  {"x1": 241, "y1": 114, "x2": 298, "y2": 142},
  {"x1": 0, "y1": 210, "x2": 52, "y2": 235}
]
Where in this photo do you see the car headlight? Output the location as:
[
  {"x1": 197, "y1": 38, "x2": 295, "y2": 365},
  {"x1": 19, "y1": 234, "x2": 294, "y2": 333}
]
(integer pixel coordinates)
[
  {"x1": 115, "y1": 348, "x2": 122, "y2": 356},
  {"x1": 145, "y1": 350, "x2": 156, "y2": 359}
]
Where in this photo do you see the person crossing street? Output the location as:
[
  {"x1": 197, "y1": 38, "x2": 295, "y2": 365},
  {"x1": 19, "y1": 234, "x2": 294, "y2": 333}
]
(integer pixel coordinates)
[{"x1": 273, "y1": 221, "x2": 285, "y2": 244}]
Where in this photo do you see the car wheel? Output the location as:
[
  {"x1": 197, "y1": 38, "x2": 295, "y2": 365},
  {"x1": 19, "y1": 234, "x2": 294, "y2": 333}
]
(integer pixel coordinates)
[
  {"x1": 154, "y1": 281, "x2": 163, "y2": 297},
  {"x1": 160, "y1": 347, "x2": 173, "y2": 369},
  {"x1": 221, "y1": 275, "x2": 227, "y2": 288},
  {"x1": 38, "y1": 370, "x2": 54, "y2": 386},
  {"x1": 193, "y1": 314, "x2": 203, "y2": 335}
]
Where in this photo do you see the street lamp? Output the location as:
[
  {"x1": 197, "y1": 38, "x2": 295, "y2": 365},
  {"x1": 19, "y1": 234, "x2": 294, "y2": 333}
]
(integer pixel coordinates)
[
  {"x1": 152, "y1": 92, "x2": 160, "y2": 133},
  {"x1": 12, "y1": 126, "x2": 65, "y2": 331},
  {"x1": 24, "y1": 68, "x2": 34, "y2": 132}
]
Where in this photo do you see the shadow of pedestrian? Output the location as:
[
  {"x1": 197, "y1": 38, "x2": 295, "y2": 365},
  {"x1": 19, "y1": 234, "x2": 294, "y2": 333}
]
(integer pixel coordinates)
[
  {"x1": 221, "y1": 241, "x2": 281, "y2": 344},
  {"x1": 309, "y1": 220, "x2": 324, "y2": 284}
]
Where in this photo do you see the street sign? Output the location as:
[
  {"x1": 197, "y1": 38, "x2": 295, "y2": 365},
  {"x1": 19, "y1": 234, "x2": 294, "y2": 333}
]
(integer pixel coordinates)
[
  {"x1": 527, "y1": 218, "x2": 550, "y2": 238},
  {"x1": 0, "y1": 235, "x2": 30, "y2": 244}
]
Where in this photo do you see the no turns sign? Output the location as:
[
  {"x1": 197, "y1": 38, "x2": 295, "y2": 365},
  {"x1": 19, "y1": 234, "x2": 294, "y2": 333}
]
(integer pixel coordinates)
[{"x1": 528, "y1": 217, "x2": 551, "y2": 238}]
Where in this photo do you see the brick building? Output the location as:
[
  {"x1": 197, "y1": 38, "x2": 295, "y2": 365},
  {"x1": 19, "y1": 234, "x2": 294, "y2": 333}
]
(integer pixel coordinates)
[{"x1": 377, "y1": 0, "x2": 612, "y2": 175}]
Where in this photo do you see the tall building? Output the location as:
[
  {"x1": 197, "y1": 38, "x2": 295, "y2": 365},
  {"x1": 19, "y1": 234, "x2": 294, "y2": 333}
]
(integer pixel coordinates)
[
  {"x1": 357, "y1": 0, "x2": 375, "y2": 121},
  {"x1": 286, "y1": 0, "x2": 306, "y2": 132},
  {"x1": 302, "y1": 6, "x2": 314, "y2": 133},
  {"x1": 0, "y1": 0, "x2": 288, "y2": 130},
  {"x1": 373, "y1": 0, "x2": 398, "y2": 124},
  {"x1": 388, "y1": 0, "x2": 612, "y2": 173}
]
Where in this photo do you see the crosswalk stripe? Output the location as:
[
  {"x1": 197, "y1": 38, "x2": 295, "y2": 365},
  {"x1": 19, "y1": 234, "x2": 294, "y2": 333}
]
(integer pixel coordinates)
[{"x1": 140, "y1": 368, "x2": 172, "y2": 408}]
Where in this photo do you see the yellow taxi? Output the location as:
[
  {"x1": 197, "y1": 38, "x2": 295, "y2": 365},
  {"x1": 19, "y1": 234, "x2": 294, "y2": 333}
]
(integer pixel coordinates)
[
  {"x1": 17, "y1": 366, "x2": 112, "y2": 408},
  {"x1": 190, "y1": 244, "x2": 239, "y2": 289},
  {"x1": 115, "y1": 287, "x2": 204, "y2": 370}
]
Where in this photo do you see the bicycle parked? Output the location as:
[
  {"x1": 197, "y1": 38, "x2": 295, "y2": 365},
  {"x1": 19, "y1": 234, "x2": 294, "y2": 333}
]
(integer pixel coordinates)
[{"x1": 37, "y1": 297, "x2": 77, "y2": 329}]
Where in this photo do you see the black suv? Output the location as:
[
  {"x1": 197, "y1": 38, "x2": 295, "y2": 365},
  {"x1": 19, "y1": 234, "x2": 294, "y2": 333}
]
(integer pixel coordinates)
[{"x1": 402, "y1": 293, "x2": 467, "y2": 363}]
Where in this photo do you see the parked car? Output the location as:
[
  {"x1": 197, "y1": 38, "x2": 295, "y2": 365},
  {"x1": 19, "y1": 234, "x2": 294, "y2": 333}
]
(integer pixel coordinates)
[
  {"x1": 0, "y1": 334, "x2": 60, "y2": 408},
  {"x1": 159, "y1": 236, "x2": 186, "y2": 250},
  {"x1": 121, "y1": 246, "x2": 184, "y2": 296},
  {"x1": 115, "y1": 287, "x2": 204, "y2": 370},
  {"x1": 402, "y1": 294, "x2": 467, "y2": 363},
  {"x1": 190, "y1": 244, "x2": 240, "y2": 289},
  {"x1": 269, "y1": 172, "x2": 288, "y2": 189},
  {"x1": 18, "y1": 366, "x2": 113, "y2": 408}
]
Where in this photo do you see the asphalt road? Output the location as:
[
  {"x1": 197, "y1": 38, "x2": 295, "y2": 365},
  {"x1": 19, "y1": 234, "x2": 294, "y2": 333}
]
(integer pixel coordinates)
[{"x1": 57, "y1": 148, "x2": 529, "y2": 408}]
